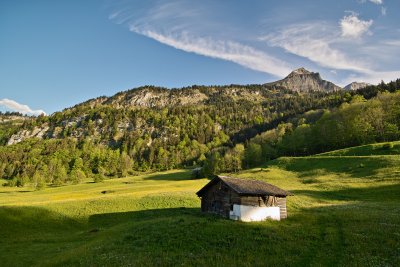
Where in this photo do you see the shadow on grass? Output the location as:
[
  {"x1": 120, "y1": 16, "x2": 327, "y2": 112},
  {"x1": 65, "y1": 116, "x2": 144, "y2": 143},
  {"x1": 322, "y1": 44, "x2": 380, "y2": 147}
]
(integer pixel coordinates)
[
  {"x1": 0, "y1": 206, "x2": 83, "y2": 239},
  {"x1": 0, "y1": 190, "x2": 32, "y2": 194},
  {"x1": 142, "y1": 170, "x2": 193, "y2": 181},
  {"x1": 291, "y1": 183, "x2": 400, "y2": 202}
]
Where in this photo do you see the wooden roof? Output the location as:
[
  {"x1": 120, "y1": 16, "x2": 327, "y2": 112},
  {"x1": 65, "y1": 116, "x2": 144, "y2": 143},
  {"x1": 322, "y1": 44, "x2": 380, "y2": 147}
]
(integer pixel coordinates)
[{"x1": 197, "y1": 175, "x2": 291, "y2": 197}]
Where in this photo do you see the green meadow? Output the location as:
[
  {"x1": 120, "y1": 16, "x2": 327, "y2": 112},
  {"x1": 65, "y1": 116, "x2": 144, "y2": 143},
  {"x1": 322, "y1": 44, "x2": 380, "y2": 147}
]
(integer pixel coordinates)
[{"x1": 1, "y1": 143, "x2": 400, "y2": 266}]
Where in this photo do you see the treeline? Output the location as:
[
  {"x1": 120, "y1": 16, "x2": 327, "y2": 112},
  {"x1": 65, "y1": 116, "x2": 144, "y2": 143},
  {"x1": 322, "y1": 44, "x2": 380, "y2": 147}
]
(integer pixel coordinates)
[
  {"x1": 274, "y1": 92, "x2": 400, "y2": 156},
  {"x1": 0, "y1": 138, "x2": 133, "y2": 188},
  {"x1": 202, "y1": 90, "x2": 400, "y2": 176},
  {"x1": 0, "y1": 111, "x2": 26, "y2": 116}
]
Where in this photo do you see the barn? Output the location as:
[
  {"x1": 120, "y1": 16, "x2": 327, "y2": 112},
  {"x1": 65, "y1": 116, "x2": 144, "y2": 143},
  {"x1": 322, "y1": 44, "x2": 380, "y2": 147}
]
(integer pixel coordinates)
[{"x1": 196, "y1": 175, "x2": 291, "y2": 222}]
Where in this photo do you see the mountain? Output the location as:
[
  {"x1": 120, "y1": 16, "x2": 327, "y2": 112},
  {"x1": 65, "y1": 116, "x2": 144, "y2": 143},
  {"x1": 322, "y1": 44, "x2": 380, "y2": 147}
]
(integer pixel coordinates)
[
  {"x1": 0, "y1": 73, "x2": 399, "y2": 186},
  {"x1": 267, "y1": 67, "x2": 342, "y2": 92},
  {"x1": 70, "y1": 68, "x2": 345, "y2": 110},
  {"x1": 5, "y1": 84, "x2": 335, "y2": 146},
  {"x1": 63, "y1": 68, "x2": 348, "y2": 111},
  {"x1": 0, "y1": 68, "x2": 375, "y2": 146},
  {"x1": 344, "y1": 82, "x2": 370, "y2": 91}
]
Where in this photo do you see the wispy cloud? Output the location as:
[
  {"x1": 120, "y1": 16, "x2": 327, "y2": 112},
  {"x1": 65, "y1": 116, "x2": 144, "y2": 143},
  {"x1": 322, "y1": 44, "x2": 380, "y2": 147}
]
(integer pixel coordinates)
[
  {"x1": 109, "y1": 0, "x2": 399, "y2": 85},
  {"x1": 344, "y1": 70, "x2": 400, "y2": 85},
  {"x1": 369, "y1": 0, "x2": 383, "y2": 4},
  {"x1": 262, "y1": 23, "x2": 370, "y2": 73},
  {"x1": 130, "y1": 27, "x2": 292, "y2": 77},
  {"x1": 381, "y1": 6, "x2": 387, "y2": 16},
  {"x1": 109, "y1": 1, "x2": 292, "y2": 78},
  {"x1": 359, "y1": 0, "x2": 386, "y2": 16},
  {"x1": 359, "y1": 0, "x2": 383, "y2": 4},
  {"x1": 0, "y1": 99, "x2": 46, "y2": 116},
  {"x1": 340, "y1": 13, "x2": 373, "y2": 38},
  {"x1": 262, "y1": 20, "x2": 399, "y2": 85},
  {"x1": 382, "y1": 39, "x2": 400, "y2": 46}
]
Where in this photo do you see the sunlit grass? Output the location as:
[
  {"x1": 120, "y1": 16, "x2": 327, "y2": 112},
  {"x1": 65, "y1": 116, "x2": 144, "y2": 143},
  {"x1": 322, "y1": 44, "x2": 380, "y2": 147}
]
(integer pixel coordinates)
[{"x1": 1, "y1": 148, "x2": 400, "y2": 266}]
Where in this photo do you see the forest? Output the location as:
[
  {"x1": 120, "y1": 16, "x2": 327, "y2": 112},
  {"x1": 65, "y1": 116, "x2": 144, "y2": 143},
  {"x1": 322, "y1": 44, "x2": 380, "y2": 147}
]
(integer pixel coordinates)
[{"x1": 0, "y1": 79, "x2": 399, "y2": 187}]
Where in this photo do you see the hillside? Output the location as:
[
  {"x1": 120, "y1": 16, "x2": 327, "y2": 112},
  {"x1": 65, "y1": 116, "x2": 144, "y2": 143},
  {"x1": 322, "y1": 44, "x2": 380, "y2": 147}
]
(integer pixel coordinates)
[
  {"x1": 318, "y1": 141, "x2": 400, "y2": 156},
  {"x1": 0, "y1": 75, "x2": 399, "y2": 187},
  {"x1": 0, "y1": 79, "x2": 353, "y2": 186},
  {"x1": 1, "y1": 150, "x2": 399, "y2": 266}
]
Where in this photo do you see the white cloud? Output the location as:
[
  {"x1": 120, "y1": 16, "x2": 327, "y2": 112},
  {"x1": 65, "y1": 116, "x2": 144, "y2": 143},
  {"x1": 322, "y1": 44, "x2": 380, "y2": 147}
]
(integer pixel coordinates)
[
  {"x1": 343, "y1": 70, "x2": 400, "y2": 85},
  {"x1": 263, "y1": 22, "x2": 400, "y2": 85},
  {"x1": 340, "y1": 13, "x2": 373, "y2": 38},
  {"x1": 109, "y1": 1, "x2": 293, "y2": 78},
  {"x1": 0, "y1": 99, "x2": 46, "y2": 116},
  {"x1": 130, "y1": 27, "x2": 292, "y2": 77},
  {"x1": 262, "y1": 23, "x2": 371, "y2": 73},
  {"x1": 109, "y1": 1, "x2": 399, "y2": 85}
]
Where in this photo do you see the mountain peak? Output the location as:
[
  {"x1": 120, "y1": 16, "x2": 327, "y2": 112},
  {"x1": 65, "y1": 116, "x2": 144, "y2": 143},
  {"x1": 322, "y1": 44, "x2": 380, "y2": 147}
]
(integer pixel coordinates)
[
  {"x1": 289, "y1": 67, "x2": 313, "y2": 76},
  {"x1": 267, "y1": 68, "x2": 342, "y2": 92}
]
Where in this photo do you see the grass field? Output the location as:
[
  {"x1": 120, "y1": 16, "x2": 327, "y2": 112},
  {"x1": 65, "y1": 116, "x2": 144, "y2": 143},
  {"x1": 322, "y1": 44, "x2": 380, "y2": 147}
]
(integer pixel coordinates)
[{"x1": 1, "y1": 144, "x2": 400, "y2": 266}]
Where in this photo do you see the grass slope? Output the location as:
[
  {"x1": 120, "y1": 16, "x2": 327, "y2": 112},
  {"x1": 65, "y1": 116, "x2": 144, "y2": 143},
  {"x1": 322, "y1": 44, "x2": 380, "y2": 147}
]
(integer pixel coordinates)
[
  {"x1": 1, "y1": 149, "x2": 400, "y2": 266},
  {"x1": 318, "y1": 140, "x2": 400, "y2": 156}
]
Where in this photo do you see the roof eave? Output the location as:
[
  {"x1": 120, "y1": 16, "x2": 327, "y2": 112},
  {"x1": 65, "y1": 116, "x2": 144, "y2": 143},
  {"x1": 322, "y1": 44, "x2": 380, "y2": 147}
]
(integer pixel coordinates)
[{"x1": 238, "y1": 193, "x2": 288, "y2": 197}]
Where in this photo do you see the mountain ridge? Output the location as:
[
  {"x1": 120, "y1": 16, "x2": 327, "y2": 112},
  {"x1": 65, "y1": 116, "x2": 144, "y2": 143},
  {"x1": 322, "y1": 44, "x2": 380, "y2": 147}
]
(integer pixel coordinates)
[
  {"x1": 67, "y1": 68, "x2": 354, "y2": 111},
  {"x1": 1, "y1": 67, "x2": 375, "y2": 147}
]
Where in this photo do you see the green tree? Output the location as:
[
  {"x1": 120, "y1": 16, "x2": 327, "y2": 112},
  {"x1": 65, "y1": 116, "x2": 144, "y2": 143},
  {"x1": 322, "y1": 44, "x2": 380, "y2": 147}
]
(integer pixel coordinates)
[
  {"x1": 202, "y1": 151, "x2": 222, "y2": 177},
  {"x1": 32, "y1": 171, "x2": 46, "y2": 190},
  {"x1": 244, "y1": 143, "x2": 262, "y2": 168}
]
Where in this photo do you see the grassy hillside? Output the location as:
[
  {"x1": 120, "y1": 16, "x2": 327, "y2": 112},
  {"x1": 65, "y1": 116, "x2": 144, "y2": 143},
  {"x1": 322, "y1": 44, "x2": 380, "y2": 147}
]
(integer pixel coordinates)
[
  {"x1": 1, "y1": 153, "x2": 400, "y2": 266},
  {"x1": 318, "y1": 140, "x2": 400, "y2": 157}
]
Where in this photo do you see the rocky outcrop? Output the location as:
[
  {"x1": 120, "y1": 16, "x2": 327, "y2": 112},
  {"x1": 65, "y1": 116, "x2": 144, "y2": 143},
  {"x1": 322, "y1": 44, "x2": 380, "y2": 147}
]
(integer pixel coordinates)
[
  {"x1": 267, "y1": 68, "x2": 342, "y2": 92},
  {"x1": 344, "y1": 82, "x2": 370, "y2": 91},
  {"x1": 7, "y1": 126, "x2": 49, "y2": 145},
  {"x1": 105, "y1": 87, "x2": 209, "y2": 108}
]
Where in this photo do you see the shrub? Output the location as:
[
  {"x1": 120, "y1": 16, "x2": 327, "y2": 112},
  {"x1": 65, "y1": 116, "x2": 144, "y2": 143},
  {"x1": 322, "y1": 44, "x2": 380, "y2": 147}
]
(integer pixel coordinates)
[
  {"x1": 382, "y1": 143, "x2": 394, "y2": 150},
  {"x1": 94, "y1": 174, "x2": 105, "y2": 183}
]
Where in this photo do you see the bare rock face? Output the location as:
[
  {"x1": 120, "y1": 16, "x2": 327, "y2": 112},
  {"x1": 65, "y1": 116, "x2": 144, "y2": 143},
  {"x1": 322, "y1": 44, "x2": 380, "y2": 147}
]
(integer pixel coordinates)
[
  {"x1": 267, "y1": 68, "x2": 342, "y2": 92},
  {"x1": 105, "y1": 87, "x2": 209, "y2": 108},
  {"x1": 7, "y1": 126, "x2": 49, "y2": 145},
  {"x1": 344, "y1": 82, "x2": 370, "y2": 91}
]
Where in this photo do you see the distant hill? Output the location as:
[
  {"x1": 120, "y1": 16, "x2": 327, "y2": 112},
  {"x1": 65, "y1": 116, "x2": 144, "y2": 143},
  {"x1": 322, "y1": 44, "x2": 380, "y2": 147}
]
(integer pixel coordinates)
[{"x1": 266, "y1": 67, "x2": 342, "y2": 92}]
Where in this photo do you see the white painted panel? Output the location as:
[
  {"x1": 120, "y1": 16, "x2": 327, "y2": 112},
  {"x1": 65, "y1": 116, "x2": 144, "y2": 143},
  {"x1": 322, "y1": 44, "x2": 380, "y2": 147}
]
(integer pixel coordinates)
[{"x1": 229, "y1": 204, "x2": 280, "y2": 222}]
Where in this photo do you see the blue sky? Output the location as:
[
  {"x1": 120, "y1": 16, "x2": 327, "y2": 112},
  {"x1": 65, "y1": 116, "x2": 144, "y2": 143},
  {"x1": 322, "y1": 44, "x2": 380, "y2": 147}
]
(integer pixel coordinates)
[{"x1": 1, "y1": 0, "x2": 399, "y2": 115}]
